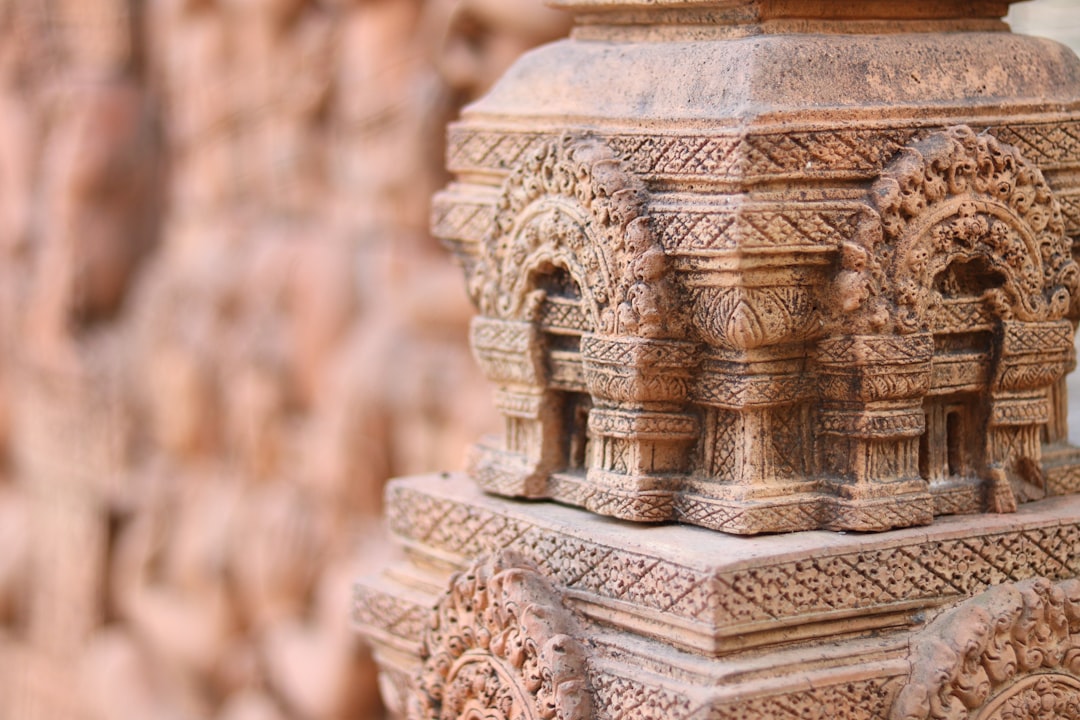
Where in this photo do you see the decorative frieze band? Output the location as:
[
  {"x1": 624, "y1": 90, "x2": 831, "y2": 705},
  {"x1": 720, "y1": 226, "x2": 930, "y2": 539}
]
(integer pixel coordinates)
[
  {"x1": 1000, "y1": 320, "x2": 1074, "y2": 356},
  {"x1": 693, "y1": 371, "x2": 810, "y2": 408},
  {"x1": 931, "y1": 300, "x2": 995, "y2": 334},
  {"x1": 989, "y1": 396, "x2": 1051, "y2": 427},
  {"x1": 818, "y1": 408, "x2": 926, "y2": 439},
  {"x1": 447, "y1": 120, "x2": 1080, "y2": 183},
  {"x1": 651, "y1": 205, "x2": 862, "y2": 252},
  {"x1": 991, "y1": 120, "x2": 1080, "y2": 170},
  {"x1": 816, "y1": 334, "x2": 934, "y2": 367},
  {"x1": 471, "y1": 317, "x2": 534, "y2": 353},
  {"x1": 581, "y1": 334, "x2": 699, "y2": 369},
  {"x1": 385, "y1": 477, "x2": 1080, "y2": 639},
  {"x1": 430, "y1": 196, "x2": 495, "y2": 243},
  {"x1": 588, "y1": 408, "x2": 698, "y2": 440},
  {"x1": 539, "y1": 298, "x2": 591, "y2": 333},
  {"x1": 433, "y1": 191, "x2": 1080, "y2": 259}
]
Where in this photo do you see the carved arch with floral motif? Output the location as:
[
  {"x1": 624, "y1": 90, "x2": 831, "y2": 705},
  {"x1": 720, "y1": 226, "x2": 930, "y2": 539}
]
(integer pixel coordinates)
[
  {"x1": 471, "y1": 134, "x2": 683, "y2": 339},
  {"x1": 840, "y1": 126, "x2": 1079, "y2": 335},
  {"x1": 891, "y1": 576, "x2": 1080, "y2": 720},
  {"x1": 409, "y1": 552, "x2": 592, "y2": 720}
]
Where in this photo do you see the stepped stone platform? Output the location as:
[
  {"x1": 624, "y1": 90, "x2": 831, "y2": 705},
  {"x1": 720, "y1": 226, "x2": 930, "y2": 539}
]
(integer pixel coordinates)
[{"x1": 356, "y1": 474, "x2": 1080, "y2": 720}]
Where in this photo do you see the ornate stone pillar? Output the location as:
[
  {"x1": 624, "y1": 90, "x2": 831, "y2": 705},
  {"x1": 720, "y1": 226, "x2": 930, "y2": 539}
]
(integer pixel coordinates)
[
  {"x1": 579, "y1": 334, "x2": 698, "y2": 521},
  {"x1": 987, "y1": 320, "x2": 1075, "y2": 503},
  {"x1": 469, "y1": 317, "x2": 563, "y2": 497},
  {"x1": 358, "y1": 1, "x2": 1080, "y2": 718},
  {"x1": 815, "y1": 333, "x2": 935, "y2": 530}
]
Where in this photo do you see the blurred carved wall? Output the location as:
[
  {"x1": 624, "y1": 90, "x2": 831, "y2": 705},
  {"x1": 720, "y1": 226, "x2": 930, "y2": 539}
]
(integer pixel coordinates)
[
  {"x1": 0, "y1": 1, "x2": 567, "y2": 719},
  {"x1": 0, "y1": 2, "x2": 1073, "y2": 720}
]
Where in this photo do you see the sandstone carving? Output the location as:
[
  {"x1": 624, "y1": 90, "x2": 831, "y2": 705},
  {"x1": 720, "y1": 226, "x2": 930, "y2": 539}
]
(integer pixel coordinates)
[
  {"x1": 433, "y1": 0, "x2": 1080, "y2": 535},
  {"x1": 359, "y1": 3, "x2": 1080, "y2": 720},
  {"x1": 892, "y1": 577, "x2": 1080, "y2": 720},
  {"x1": 410, "y1": 552, "x2": 591, "y2": 720},
  {"x1": 357, "y1": 474, "x2": 1080, "y2": 720}
]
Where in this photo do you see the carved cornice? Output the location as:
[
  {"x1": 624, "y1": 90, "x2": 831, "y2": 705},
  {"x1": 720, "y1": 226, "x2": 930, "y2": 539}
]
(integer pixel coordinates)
[{"x1": 446, "y1": 121, "x2": 1080, "y2": 185}]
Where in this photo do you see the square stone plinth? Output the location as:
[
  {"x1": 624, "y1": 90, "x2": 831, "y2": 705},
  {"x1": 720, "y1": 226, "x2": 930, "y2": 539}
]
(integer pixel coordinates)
[{"x1": 355, "y1": 474, "x2": 1080, "y2": 719}]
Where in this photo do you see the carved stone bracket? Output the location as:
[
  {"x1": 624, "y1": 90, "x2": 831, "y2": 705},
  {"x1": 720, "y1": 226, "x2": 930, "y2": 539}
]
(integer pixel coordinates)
[
  {"x1": 992, "y1": 321, "x2": 1074, "y2": 394},
  {"x1": 891, "y1": 577, "x2": 1080, "y2": 720},
  {"x1": 817, "y1": 334, "x2": 934, "y2": 404},
  {"x1": 581, "y1": 334, "x2": 697, "y2": 406},
  {"x1": 472, "y1": 317, "x2": 546, "y2": 387},
  {"x1": 410, "y1": 552, "x2": 592, "y2": 720}
]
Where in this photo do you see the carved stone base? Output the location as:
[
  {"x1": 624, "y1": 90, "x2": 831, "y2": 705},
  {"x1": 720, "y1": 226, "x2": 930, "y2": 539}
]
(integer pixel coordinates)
[
  {"x1": 356, "y1": 474, "x2": 1080, "y2": 719},
  {"x1": 674, "y1": 481, "x2": 936, "y2": 534}
]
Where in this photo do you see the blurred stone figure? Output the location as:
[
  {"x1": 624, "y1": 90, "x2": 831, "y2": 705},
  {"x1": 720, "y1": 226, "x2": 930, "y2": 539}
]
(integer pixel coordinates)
[
  {"x1": 0, "y1": 0, "x2": 569, "y2": 718},
  {"x1": 150, "y1": 0, "x2": 235, "y2": 221},
  {"x1": 1, "y1": 3, "x2": 161, "y2": 720},
  {"x1": 0, "y1": 1, "x2": 40, "y2": 658},
  {"x1": 229, "y1": 0, "x2": 332, "y2": 216},
  {"x1": 28, "y1": 77, "x2": 158, "y2": 360},
  {"x1": 432, "y1": 0, "x2": 570, "y2": 101}
]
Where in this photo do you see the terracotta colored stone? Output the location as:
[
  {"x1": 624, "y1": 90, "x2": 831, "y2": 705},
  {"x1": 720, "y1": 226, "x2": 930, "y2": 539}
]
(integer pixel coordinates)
[
  {"x1": 357, "y1": 2, "x2": 1080, "y2": 719},
  {"x1": 359, "y1": 474, "x2": 1080, "y2": 720},
  {"x1": 432, "y1": 0, "x2": 1080, "y2": 535}
]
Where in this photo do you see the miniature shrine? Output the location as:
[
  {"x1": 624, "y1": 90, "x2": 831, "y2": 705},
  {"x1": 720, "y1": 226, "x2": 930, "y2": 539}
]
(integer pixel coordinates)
[
  {"x1": 356, "y1": 1, "x2": 1080, "y2": 719},
  {"x1": 435, "y1": 2, "x2": 1080, "y2": 535}
]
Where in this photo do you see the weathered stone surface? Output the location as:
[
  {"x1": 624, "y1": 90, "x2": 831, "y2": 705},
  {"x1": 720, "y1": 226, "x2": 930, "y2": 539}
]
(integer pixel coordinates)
[
  {"x1": 359, "y1": 474, "x2": 1080, "y2": 719},
  {"x1": 358, "y1": 2, "x2": 1080, "y2": 719},
  {"x1": 435, "y1": 0, "x2": 1080, "y2": 535}
]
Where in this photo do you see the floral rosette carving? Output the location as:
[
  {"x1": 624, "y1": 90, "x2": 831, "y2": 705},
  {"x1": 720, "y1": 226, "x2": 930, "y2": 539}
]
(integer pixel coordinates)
[
  {"x1": 409, "y1": 552, "x2": 592, "y2": 720},
  {"x1": 891, "y1": 577, "x2": 1080, "y2": 720},
  {"x1": 471, "y1": 134, "x2": 685, "y2": 339},
  {"x1": 838, "y1": 126, "x2": 1079, "y2": 334}
]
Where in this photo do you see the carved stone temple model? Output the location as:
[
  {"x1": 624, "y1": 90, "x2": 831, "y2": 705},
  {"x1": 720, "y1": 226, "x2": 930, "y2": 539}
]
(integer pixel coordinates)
[{"x1": 357, "y1": 2, "x2": 1080, "y2": 719}]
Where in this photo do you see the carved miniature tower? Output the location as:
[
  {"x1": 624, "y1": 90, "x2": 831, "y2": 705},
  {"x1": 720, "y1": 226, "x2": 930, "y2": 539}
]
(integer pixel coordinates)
[
  {"x1": 358, "y1": 2, "x2": 1080, "y2": 718},
  {"x1": 435, "y1": 0, "x2": 1080, "y2": 535}
]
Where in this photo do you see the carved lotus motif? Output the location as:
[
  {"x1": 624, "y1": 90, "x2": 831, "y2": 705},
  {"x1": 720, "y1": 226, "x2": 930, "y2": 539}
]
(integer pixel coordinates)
[{"x1": 692, "y1": 285, "x2": 822, "y2": 351}]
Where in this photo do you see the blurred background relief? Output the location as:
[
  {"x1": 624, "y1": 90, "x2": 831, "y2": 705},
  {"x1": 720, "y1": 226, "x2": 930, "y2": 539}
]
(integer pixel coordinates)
[
  {"x1": 0, "y1": 1, "x2": 1073, "y2": 719},
  {"x1": 0, "y1": 0, "x2": 566, "y2": 718}
]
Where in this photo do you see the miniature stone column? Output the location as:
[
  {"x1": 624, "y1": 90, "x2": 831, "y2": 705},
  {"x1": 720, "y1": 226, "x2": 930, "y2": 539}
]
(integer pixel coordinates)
[
  {"x1": 815, "y1": 333, "x2": 935, "y2": 530},
  {"x1": 986, "y1": 320, "x2": 1076, "y2": 504},
  {"x1": 359, "y1": 1, "x2": 1080, "y2": 718}
]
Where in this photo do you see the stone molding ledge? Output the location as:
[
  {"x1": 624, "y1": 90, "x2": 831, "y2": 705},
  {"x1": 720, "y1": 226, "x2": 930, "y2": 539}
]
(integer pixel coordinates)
[{"x1": 356, "y1": 474, "x2": 1080, "y2": 720}]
